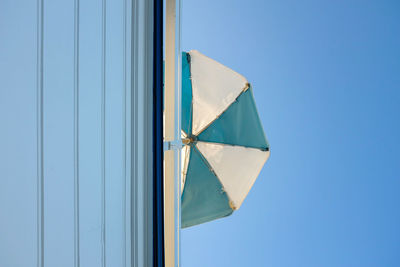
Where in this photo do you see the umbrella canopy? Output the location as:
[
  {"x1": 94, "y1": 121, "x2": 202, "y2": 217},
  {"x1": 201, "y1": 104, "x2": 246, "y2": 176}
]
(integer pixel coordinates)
[{"x1": 181, "y1": 50, "x2": 270, "y2": 228}]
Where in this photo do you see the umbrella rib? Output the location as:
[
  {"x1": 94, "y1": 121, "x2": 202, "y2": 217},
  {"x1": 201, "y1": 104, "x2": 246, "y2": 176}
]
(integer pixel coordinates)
[
  {"x1": 196, "y1": 140, "x2": 269, "y2": 152},
  {"x1": 192, "y1": 145, "x2": 233, "y2": 197},
  {"x1": 195, "y1": 141, "x2": 271, "y2": 211},
  {"x1": 187, "y1": 52, "x2": 193, "y2": 135},
  {"x1": 192, "y1": 145, "x2": 218, "y2": 177},
  {"x1": 193, "y1": 144, "x2": 237, "y2": 210},
  {"x1": 194, "y1": 83, "x2": 250, "y2": 136}
]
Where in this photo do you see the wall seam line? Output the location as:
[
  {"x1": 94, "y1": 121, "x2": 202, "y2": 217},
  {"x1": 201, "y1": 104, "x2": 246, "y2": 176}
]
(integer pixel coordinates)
[
  {"x1": 36, "y1": 0, "x2": 44, "y2": 265},
  {"x1": 73, "y1": 0, "x2": 80, "y2": 266},
  {"x1": 132, "y1": 1, "x2": 139, "y2": 266},
  {"x1": 101, "y1": 0, "x2": 107, "y2": 266}
]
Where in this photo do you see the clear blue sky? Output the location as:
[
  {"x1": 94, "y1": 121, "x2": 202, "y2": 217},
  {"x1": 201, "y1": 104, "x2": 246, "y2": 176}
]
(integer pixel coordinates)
[{"x1": 181, "y1": 1, "x2": 400, "y2": 266}]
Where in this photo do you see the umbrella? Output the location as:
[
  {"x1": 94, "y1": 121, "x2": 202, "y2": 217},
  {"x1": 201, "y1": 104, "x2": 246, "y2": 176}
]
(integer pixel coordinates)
[{"x1": 181, "y1": 50, "x2": 270, "y2": 228}]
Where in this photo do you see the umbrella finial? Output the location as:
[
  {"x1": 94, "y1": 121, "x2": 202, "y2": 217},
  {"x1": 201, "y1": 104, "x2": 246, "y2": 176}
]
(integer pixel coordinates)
[{"x1": 182, "y1": 135, "x2": 197, "y2": 146}]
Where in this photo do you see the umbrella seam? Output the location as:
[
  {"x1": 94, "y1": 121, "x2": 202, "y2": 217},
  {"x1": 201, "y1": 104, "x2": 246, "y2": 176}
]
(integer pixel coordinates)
[
  {"x1": 195, "y1": 140, "x2": 269, "y2": 152},
  {"x1": 196, "y1": 142, "x2": 271, "y2": 210},
  {"x1": 194, "y1": 83, "x2": 249, "y2": 136},
  {"x1": 192, "y1": 144, "x2": 236, "y2": 210}
]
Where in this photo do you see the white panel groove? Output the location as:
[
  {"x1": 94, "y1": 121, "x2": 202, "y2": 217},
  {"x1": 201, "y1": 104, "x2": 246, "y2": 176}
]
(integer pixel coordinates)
[
  {"x1": 101, "y1": 0, "x2": 107, "y2": 266},
  {"x1": 73, "y1": 0, "x2": 80, "y2": 266},
  {"x1": 36, "y1": 0, "x2": 44, "y2": 265}
]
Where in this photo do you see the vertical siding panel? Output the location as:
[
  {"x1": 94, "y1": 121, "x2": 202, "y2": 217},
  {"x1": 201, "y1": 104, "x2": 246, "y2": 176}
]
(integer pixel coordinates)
[
  {"x1": 131, "y1": 1, "x2": 155, "y2": 266},
  {"x1": 101, "y1": 0, "x2": 107, "y2": 267},
  {"x1": 124, "y1": 0, "x2": 133, "y2": 266},
  {"x1": 0, "y1": 1, "x2": 39, "y2": 266},
  {"x1": 101, "y1": 0, "x2": 107, "y2": 266},
  {"x1": 78, "y1": 0, "x2": 103, "y2": 266},
  {"x1": 42, "y1": 0, "x2": 75, "y2": 266},
  {"x1": 105, "y1": 0, "x2": 126, "y2": 265}
]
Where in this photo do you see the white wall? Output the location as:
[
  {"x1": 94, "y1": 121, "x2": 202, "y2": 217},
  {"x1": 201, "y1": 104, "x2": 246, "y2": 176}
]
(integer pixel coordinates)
[{"x1": 0, "y1": 0, "x2": 154, "y2": 266}]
